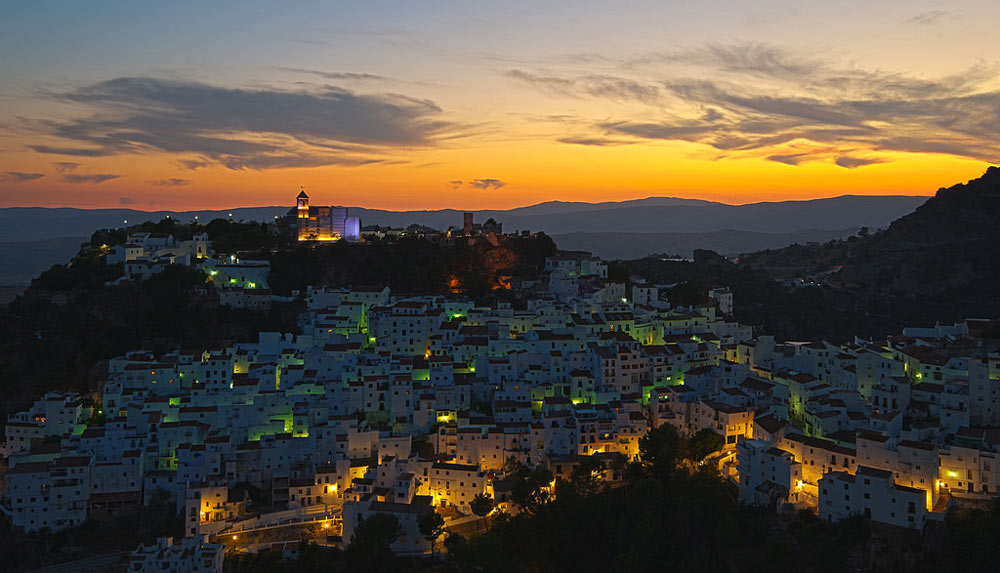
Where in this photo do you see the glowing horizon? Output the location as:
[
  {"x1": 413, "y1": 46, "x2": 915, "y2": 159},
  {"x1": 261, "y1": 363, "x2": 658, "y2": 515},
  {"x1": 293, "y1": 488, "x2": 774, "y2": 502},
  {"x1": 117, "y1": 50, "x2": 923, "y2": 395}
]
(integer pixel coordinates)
[{"x1": 2, "y1": 2, "x2": 998, "y2": 211}]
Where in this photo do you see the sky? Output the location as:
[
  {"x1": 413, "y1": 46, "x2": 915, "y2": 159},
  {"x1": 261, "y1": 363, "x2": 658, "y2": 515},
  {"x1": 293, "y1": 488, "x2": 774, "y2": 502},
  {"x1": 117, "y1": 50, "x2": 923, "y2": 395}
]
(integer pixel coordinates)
[{"x1": 1, "y1": 0, "x2": 998, "y2": 211}]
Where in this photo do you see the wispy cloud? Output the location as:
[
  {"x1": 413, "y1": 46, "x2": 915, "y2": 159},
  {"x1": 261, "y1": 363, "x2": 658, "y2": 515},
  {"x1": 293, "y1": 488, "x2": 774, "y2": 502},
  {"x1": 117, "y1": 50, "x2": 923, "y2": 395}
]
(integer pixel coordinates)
[
  {"x1": 279, "y1": 67, "x2": 387, "y2": 81},
  {"x1": 449, "y1": 178, "x2": 506, "y2": 190},
  {"x1": 0, "y1": 171, "x2": 45, "y2": 183},
  {"x1": 53, "y1": 161, "x2": 80, "y2": 173},
  {"x1": 28, "y1": 76, "x2": 461, "y2": 170},
  {"x1": 28, "y1": 145, "x2": 107, "y2": 157},
  {"x1": 63, "y1": 173, "x2": 120, "y2": 184},
  {"x1": 903, "y1": 11, "x2": 954, "y2": 26},
  {"x1": 766, "y1": 153, "x2": 811, "y2": 166},
  {"x1": 505, "y1": 69, "x2": 662, "y2": 104},
  {"x1": 557, "y1": 136, "x2": 632, "y2": 147},
  {"x1": 149, "y1": 178, "x2": 190, "y2": 187},
  {"x1": 835, "y1": 156, "x2": 887, "y2": 169},
  {"x1": 468, "y1": 178, "x2": 505, "y2": 190},
  {"x1": 507, "y1": 42, "x2": 1000, "y2": 168},
  {"x1": 1, "y1": 171, "x2": 45, "y2": 182}
]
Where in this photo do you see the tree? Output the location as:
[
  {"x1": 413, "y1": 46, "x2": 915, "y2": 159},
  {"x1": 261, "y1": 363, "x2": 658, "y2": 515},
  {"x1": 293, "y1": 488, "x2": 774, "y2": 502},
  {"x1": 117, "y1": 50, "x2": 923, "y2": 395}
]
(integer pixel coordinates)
[
  {"x1": 668, "y1": 281, "x2": 709, "y2": 307},
  {"x1": 470, "y1": 493, "x2": 495, "y2": 531},
  {"x1": 411, "y1": 434, "x2": 435, "y2": 458},
  {"x1": 607, "y1": 260, "x2": 630, "y2": 284},
  {"x1": 686, "y1": 429, "x2": 725, "y2": 462},
  {"x1": 504, "y1": 455, "x2": 528, "y2": 478},
  {"x1": 417, "y1": 510, "x2": 446, "y2": 557},
  {"x1": 569, "y1": 456, "x2": 605, "y2": 498},
  {"x1": 638, "y1": 424, "x2": 684, "y2": 481},
  {"x1": 511, "y1": 467, "x2": 554, "y2": 515},
  {"x1": 347, "y1": 513, "x2": 400, "y2": 570}
]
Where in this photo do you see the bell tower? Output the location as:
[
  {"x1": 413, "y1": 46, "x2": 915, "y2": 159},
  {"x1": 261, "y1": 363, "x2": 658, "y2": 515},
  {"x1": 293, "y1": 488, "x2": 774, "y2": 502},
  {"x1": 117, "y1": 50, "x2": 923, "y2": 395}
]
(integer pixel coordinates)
[{"x1": 296, "y1": 187, "x2": 309, "y2": 219}]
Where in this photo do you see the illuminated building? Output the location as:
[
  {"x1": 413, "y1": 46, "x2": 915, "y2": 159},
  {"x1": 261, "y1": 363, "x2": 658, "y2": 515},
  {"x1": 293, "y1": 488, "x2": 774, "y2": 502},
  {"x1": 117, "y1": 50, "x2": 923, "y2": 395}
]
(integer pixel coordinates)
[
  {"x1": 818, "y1": 466, "x2": 928, "y2": 529},
  {"x1": 291, "y1": 189, "x2": 360, "y2": 242}
]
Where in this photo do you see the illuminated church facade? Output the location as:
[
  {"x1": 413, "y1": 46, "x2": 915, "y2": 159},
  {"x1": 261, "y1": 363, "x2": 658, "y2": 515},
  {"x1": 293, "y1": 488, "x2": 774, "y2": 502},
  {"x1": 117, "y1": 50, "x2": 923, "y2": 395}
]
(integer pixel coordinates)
[{"x1": 291, "y1": 190, "x2": 361, "y2": 242}]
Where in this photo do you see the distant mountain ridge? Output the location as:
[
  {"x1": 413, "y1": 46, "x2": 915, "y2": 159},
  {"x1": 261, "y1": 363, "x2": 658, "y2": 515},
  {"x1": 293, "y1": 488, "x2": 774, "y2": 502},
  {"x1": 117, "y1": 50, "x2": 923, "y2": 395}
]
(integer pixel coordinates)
[
  {"x1": 554, "y1": 227, "x2": 860, "y2": 260},
  {"x1": 0, "y1": 194, "x2": 926, "y2": 242},
  {"x1": 0, "y1": 194, "x2": 927, "y2": 285}
]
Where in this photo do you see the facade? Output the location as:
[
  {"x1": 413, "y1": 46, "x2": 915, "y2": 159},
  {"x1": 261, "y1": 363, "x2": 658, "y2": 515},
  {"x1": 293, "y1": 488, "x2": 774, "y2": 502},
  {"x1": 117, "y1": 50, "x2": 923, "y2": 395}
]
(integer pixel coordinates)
[
  {"x1": 737, "y1": 438, "x2": 804, "y2": 507},
  {"x1": 818, "y1": 466, "x2": 928, "y2": 529},
  {"x1": 5, "y1": 456, "x2": 92, "y2": 532}
]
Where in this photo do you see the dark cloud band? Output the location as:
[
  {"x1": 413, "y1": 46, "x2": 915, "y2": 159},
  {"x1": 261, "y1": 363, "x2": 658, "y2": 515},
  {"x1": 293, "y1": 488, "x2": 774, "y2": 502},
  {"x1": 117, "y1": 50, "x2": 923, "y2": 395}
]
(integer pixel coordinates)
[{"x1": 30, "y1": 76, "x2": 456, "y2": 170}]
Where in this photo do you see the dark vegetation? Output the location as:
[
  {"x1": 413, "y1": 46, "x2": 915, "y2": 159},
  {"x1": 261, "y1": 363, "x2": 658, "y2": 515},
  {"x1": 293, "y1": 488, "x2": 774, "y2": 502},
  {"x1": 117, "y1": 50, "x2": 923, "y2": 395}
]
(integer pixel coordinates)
[
  {"x1": 256, "y1": 232, "x2": 556, "y2": 300},
  {"x1": 624, "y1": 250, "x2": 901, "y2": 342}
]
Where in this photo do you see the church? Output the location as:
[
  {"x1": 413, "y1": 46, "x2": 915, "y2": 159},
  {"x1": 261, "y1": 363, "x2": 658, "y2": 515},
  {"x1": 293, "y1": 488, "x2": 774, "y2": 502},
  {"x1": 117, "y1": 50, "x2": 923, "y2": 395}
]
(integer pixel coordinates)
[{"x1": 289, "y1": 189, "x2": 361, "y2": 242}]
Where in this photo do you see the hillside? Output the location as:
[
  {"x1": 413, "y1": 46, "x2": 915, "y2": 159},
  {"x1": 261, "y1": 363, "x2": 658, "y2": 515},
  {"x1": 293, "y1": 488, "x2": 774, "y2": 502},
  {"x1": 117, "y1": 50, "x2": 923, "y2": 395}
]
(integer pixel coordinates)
[
  {"x1": 739, "y1": 166, "x2": 1000, "y2": 327},
  {"x1": 0, "y1": 228, "x2": 555, "y2": 423},
  {"x1": 832, "y1": 167, "x2": 1000, "y2": 298}
]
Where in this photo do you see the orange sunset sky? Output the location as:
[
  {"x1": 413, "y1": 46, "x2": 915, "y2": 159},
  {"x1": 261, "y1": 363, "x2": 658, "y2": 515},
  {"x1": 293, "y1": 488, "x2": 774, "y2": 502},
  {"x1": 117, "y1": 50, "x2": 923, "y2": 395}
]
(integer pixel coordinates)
[{"x1": 1, "y1": 1, "x2": 998, "y2": 211}]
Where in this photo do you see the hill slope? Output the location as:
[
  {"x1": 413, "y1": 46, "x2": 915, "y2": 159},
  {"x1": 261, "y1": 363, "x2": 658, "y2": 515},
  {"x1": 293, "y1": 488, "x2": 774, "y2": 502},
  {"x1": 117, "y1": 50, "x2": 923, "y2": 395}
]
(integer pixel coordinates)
[
  {"x1": 739, "y1": 166, "x2": 1000, "y2": 325},
  {"x1": 833, "y1": 167, "x2": 1000, "y2": 298}
]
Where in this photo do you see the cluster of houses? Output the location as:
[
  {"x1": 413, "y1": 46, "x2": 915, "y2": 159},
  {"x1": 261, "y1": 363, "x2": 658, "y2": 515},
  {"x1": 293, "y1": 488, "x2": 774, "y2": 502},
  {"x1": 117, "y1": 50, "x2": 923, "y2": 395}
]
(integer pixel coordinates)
[
  {"x1": 3, "y1": 249, "x2": 1000, "y2": 564},
  {"x1": 104, "y1": 230, "x2": 273, "y2": 310},
  {"x1": 107, "y1": 231, "x2": 211, "y2": 281}
]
